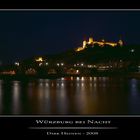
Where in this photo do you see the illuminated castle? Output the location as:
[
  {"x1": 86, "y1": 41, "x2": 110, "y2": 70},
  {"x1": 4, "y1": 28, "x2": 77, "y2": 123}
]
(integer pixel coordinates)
[{"x1": 75, "y1": 37, "x2": 123, "y2": 52}]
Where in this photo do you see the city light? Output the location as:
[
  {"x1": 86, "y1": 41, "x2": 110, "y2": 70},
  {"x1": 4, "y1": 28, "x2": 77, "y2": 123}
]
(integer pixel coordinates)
[
  {"x1": 46, "y1": 62, "x2": 48, "y2": 65},
  {"x1": 39, "y1": 63, "x2": 42, "y2": 66},
  {"x1": 61, "y1": 63, "x2": 64, "y2": 66},
  {"x1": 57, "y1": 63, "x2": 60, "y2": 66},
  {"x1": 1, "y1": 70, "x2": 16, "y2": 75},
  {"x1": 15, "y1": 62, "x2": 19, "y2": 66},
  {"x1": 76, "y1": 70, "x2": 79, "y2": 73},
  {"x1": 93, "y1": 77, "x2": 97, "y2": 81},
  {"x1": 81, "y1": 77, "x2": 84, "y2": 81},
  {"x1": 76, "y1": 77, "x2": 80, "y2": 81},
  {"x1": 130, "y1": 49, "x2": 135, "y2": 53},
  {"x1": 51, "y1": 83, "x2": 54, "y2": 87},
  {"x1": 90, "y1": 77, "x2": 92, "y2": 81},
  {"x1": 61, "y1": 83, "x2": 64, "y2": 87},
  {"x1": 88, "y1": 65, "x2": 92, "y2": 68},
  {"x1": 70, "y1": 77, "x2": 73, "y2": 80},
  {"x1": 45, "y1": 83, "x2": 49, "y2": 87},
  {"x1": 61, "y1": 77, "x2": 64, "y2": 80}
]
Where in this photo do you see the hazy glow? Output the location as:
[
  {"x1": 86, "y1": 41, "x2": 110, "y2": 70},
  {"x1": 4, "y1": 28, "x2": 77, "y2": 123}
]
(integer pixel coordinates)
[
  {"x1": 76, "y1": 77, "x2": 80, "y2": 81},
  {"x1": 51, "y1": 83, "x2": 54, "y2": 87},
  {"x1": 70, "y1": 77, "x2": 73, "y2": 80},
  {"x1": 61, "y1": 77, "x2": 64, "y2": 80},
  {"x1": 39, "y1": 63, "x2": 42, "y2": 66},
  {"x1": 12, "y1": 81, "x2": 21, "y2": 114},
  {"x1": 46, "y1": 83, "x2": 49, "y2": 87},
  {"x1": 90, "y1": 77, "x2": 92, "y2": 81},
  {"x1": 94, "y1": 83, "x2": 97, "y2": 87},
  {"x1": 130, "y1": 49, "x2": 135, "y2": 53},
  {"x1": 93, "y1": 77, "x2": 97, "y2": 81},
  {"x1": 61, "y1": 83, "x2": 64, "y2": 87},
  {"x1": 35, "y1": 57, "x2": 43, "y2": 62},
  {"x1": 77, "y1": 83, "x2": 80, "y2": 87},
  {"x1": 81, "y1": 77, "x2": 84, "y2": 81},
  {"x1": 76, "y1": 70, "x2": 79, "y2": 73}
]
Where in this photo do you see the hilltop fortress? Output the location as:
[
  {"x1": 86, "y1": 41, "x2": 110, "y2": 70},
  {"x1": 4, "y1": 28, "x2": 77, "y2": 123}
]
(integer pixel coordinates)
[{"x1": 75, "y1": 37, "x2": 123, "y2": 52}]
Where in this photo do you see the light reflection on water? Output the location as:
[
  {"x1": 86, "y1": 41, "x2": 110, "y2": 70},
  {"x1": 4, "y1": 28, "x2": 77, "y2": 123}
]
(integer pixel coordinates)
[
  {"x1": 0, "y1": 77, "x2": 140, "y2": 114},
  {"x1": 128, "y1": 79, "x2": 140, "y2": 114}
]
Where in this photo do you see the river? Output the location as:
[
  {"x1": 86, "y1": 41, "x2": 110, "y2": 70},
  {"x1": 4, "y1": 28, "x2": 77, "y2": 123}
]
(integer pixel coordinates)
[{"x1": 0, "y1": 76, "x2": 140, "y2": 115}]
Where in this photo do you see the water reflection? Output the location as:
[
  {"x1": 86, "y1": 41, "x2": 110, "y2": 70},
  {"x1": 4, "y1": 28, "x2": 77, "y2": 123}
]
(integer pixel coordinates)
[
  {"x1": 1, "y1": 77, "x2": 140, "y2": 114},
  {"x1": 75, "y1": 80, "x2": 88, "y2": 114},
  {"x1": 37, "y1": 80, "x2": 51, "y2": 114},
  {"x1": 12, "y1": 81, "x2": 21, "y2": 114},
  {"x1": 128, "y1": 79, "x2": 140, "y2": 114},
  {"x1": 130, "y1": 79, "x2": 138, "y2": 96},
  {"x1": 56, "y1": 81, "x2": 68, "y2": 114}
]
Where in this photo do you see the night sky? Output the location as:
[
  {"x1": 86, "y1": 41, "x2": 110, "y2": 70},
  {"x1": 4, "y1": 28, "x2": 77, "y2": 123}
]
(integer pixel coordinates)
[{"x1": 0, "y1": 10, "x2": 140, "y2": 64}]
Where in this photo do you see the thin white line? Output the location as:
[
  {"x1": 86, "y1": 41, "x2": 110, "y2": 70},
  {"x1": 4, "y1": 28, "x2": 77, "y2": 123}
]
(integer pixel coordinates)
[{"x1": 29, "y1": 127, "x2": 118, "y2": 130}]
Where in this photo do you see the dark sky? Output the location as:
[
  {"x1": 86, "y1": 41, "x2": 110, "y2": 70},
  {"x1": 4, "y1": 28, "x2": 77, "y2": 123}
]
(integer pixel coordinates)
[{"x1": 0, "y1": 10, "x2": 140, "y2": 64}]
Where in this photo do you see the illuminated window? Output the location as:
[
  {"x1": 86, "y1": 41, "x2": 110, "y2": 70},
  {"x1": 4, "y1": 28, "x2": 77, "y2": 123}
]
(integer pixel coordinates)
[{"x1": 76, "y1": 70, "x2": 79, "y2": 73}]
